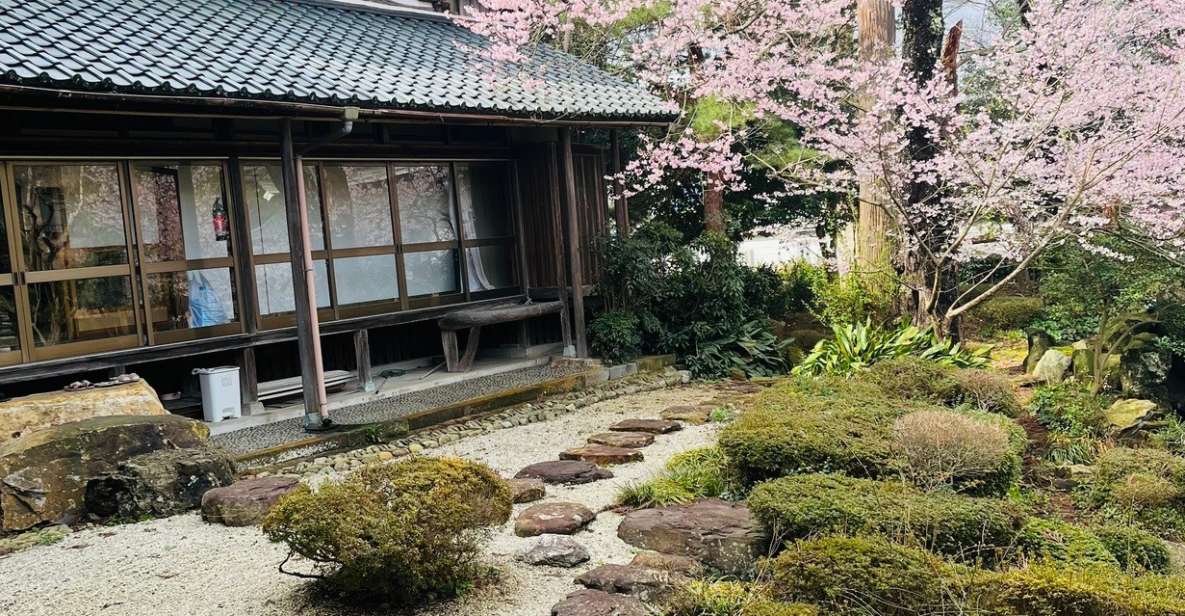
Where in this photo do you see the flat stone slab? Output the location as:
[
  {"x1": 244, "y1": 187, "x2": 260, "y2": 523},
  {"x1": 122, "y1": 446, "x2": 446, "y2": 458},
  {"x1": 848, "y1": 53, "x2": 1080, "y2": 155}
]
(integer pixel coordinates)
[
  {"x1": 576, "y1": 564, "x2": 671, "y2": 600},
  {"x1": 608, "y1": 419, "x2": 682, "y2": 434},
  {"x1": 659, "y1": 405, "x2": 714, "y2": 425},
  {"x1": 587, "y1": 432, "x2": 654, "y2": 449},
  {"x1": 515, "y1": 460, "x2": 614, "y2": 485},
  {"x1": 551, "y1": 589, "x2": 647, "y2": 616},
  {"x1": 515, "y1": 501, "x2": 597, "y2": 537},
  {"x1": 200, "y1": 476, "x2": 301, "y2": 527},
  {"x1": 515, "y1": 535, "x2": 590, "y2": 567},
  {"x1": 560, "y1": 445, "x2": 643, "y2": 466},
  {"x1": 508, "y1": 478, "x2": 546, "y2": 503},
  {"x1": 617, "y1": 498, "x2": 767, "y2": 575},
  {"x1": 629, "y1": 551, "x2": 704, "y2": 576}
]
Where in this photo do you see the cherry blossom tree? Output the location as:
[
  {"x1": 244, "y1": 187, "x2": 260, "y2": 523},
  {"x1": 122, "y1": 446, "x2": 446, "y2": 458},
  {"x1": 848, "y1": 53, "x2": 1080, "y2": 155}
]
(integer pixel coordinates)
[{"x1": 459, "y1": 0, "x2": 1185, "y2": 335}]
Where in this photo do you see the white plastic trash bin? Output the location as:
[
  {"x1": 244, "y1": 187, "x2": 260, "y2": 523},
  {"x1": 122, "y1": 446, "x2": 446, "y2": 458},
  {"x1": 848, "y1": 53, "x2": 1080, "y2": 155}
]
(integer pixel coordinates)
[{"x1": 193, "y1": 366, "x2": 242, "y2": 423}]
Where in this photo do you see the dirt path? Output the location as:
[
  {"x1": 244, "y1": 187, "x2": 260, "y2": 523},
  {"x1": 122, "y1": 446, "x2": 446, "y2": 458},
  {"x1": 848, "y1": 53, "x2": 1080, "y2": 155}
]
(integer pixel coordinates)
[{"x1": 0, "y1": 384, "x2": 723, "y2": 616}]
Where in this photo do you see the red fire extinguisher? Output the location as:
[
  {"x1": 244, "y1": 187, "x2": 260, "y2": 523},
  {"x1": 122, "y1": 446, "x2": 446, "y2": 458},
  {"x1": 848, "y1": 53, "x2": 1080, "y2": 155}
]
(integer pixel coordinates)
[{"x1": 212, "y1": 198, "x2": 229, "y2": 241}]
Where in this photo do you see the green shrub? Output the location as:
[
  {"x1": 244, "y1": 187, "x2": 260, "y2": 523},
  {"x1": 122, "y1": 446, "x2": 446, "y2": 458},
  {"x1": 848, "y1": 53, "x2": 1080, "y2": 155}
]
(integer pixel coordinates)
[
  {"x1": 1093, "y1": 525, "x2": 1171, "y2": 573},
  {"x1": 810, "y1": 273, "x2": 898, "y2": 329},
  {"x1": 777, "y1": 259, "x2": 828, "y2": 316},
  {"x1": 974, "y1": 564, "x2": 1185, "y2": 616},
  {"x1": 262, "y1": 457, "x2": 511, "y2": 603},
  {"x1": 1014, "y1": 518, "x2": 1119, "y2": 569},
  {"x1": 793, "y1": 320, "x2": 990, "y2": 377},
  {"x1": 866, "y1": 356, "x2": 1020, "y2": 416},
  {"x1": 589, "y1": 311, "x2": 642, "y2": 364},
  {"x1": 891, "y1": 408, "x2": 1024, "y2": 496},
  {"x1": 747, "y1": 474, "x2": 1024, "y2": 564},
  {"x1": 1079, "y1": 447, "x2": 1185, "y2": 538},
  {"x1": 768, "y1": 535, "x2": 965, "y2": 616},
  {"x1": 952, "y1": 368, "x2": 1023, "y2": 416},
  {"x1": 661, "y1": 580, "x2": 818, "y2": 616},
  {"x1": 685, "y1": 319, "x2": 790, "y2": 379},
  {"x1": 1029, "y1": 384, "x2": 1112, "y2": 464},
  {"x1": 719, "y1": 379, "x2": 909, "y2": 484},
  {"x1": 967, "y1": 295, "x2": 1044, "y2": 337}
]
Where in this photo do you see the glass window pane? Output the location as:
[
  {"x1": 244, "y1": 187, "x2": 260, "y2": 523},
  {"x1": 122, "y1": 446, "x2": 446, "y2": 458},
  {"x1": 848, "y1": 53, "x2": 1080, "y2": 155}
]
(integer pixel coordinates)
[
  {"x1": 255, "y1": 260, "x2": 330, "y2": 317},
  {"x1": 132, "y1": 162, "x2": 231, "y2": 262},
  {"x1": 456, "y1": 163, "x2": 512, "y2": 239},
  {"x1": 241, "y1": 164, "x2": 325, "y2": 254},
  {"x1": 466, "y1": 245, "x2": 515, "y2": 291},
  {"x1": 0, "y1": 180, "x2": 11, "y2": 273},
  {"x1": 0, "y1": 286, "x2": 19, "y2": 353},
  {"x1": 28, "y1": 276, "x2": 135, "y2": 346},
  {"x1": 322, "y1": 165, "x2": 393, "y2": 249},
  {"x1": 404, "y1": 249, "x2": 460, "y2": 297},
  {"x1": 148, "y1": 267, "x2": 237, "y2": 332},
  {"x1": 395, "y1": 165, "x2": 455, "y2": 244},
  {"x1": 334, "y1": 254, "x2": 398, "y2": 306},
  {"x1": 14, "y1": 164, "x2": 128, "y2": 270}
]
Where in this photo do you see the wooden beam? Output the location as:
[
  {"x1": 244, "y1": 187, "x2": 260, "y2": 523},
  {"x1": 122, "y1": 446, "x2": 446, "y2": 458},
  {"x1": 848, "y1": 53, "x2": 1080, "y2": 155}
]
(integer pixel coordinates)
[
  {"x1": 610, "y1": 129, "x2": 629, "y2": 237},
  {"x1": 559, "y1": 128, "x2": 588, "y2": 358},
  {"x1": 280, "y1": 118, "x2": 330, "y2": 430},
  {"x1": 237, "y1": 347, "x2": 263, "y2": 415},
  {"x1": 354, "y1": 329, "x2": 375, "y2": 392}
]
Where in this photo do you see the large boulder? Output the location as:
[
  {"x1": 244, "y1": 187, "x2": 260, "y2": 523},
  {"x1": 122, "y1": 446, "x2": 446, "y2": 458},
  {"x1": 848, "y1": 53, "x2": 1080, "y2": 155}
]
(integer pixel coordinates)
[
  {"x1": 0, "y1": 381, "x2": 166, "y2": 446},
  {"x1": 1024, "y1": 330, "x2": 1054, "y2": 374},
  {"x1": 617, "y1": 498, "x2": 767, "y2": 575},
  {"x1": 86, "y1": 447, "x2": 235, "y2": 519},
  {"x1": 1034, "y1": 349, "x2": 1073, "y2": 384},
  {"x1": 1105, "y1": 399, "x2": 1161, "y2": 434},
  {"x1": 0, "y1": 415, "x2": 209, "y2": 531},
  {"x1": 1120, "y1": 338, "x2": 1174, "y2": 401},
  {"x1": 201, "y1": 476, "x2": 300, "y2": 527},
  {"x1": 575, "y1": 564, "x2": 672, "y2": 600}
]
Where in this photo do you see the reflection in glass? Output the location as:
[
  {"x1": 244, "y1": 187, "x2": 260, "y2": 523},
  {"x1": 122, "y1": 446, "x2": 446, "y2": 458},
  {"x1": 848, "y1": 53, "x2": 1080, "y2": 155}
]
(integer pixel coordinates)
[
  {"x1": 0, "y1": 287, "x2": 19, "y2": 353},
  {"x1": 322, "y1": 165, "x2": 393, "y2": 249},
  {"x1": 133, "y1": 162, "x2": 231, "y2": 262},
  {"x1": 395, "y1": 165, "x2": 455, "y2": 244},
  {"x1": 405, "y1": 250, "x2": 459, "y2": 297},
  {"x1": 241, "y1": 164, "x2": 325, "y2": 254},
  {"x1": 148, "y1": 268, "x2": 237, "y2": 332},
  {"x1": 28, "y1": 276, "x2": 135, "y2": 346},
  {"x1": 14, "y1": 164, "x2": 128, "y2": 270},
  {"x1": 255, "y1": 261, "x2": 330, "y2": 316},
  {"x1": 466, "y1": 245, "x2": 515, "y2": 291},
  {"x1": 456, "y1": 163, "x2": 511, "y2": 239},
  {"x1": 334, "y1": 254, "x2": 398, "y2": 306},
  {"x1": 0, "y1": 181, "x2": 11, "y2": 273}
]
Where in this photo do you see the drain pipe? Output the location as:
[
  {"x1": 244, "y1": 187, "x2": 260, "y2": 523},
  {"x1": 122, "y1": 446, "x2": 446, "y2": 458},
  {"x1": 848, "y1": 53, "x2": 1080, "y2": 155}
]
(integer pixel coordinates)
[{"x1": 280, "y1": 107, "x2": 359, "y2": 432}]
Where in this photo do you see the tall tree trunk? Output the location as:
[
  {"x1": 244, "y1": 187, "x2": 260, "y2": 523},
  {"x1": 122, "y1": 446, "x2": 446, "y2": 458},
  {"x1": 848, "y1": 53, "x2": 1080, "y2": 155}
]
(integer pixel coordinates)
[
  {"x1": 704, "y1": 174, "x2": 726, "y2": 233},
  {"x1": 900, "y1": 0, "x2": 960, "y2": 337},
  {"x1": 854, "y1": 0, "x2": 898, "y2": 290}
]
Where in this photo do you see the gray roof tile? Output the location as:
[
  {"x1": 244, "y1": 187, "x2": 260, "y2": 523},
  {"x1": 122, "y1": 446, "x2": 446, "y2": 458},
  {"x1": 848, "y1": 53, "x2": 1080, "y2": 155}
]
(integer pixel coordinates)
[{"x1": 0, "y1": 0, "x2": 675, "y2": 122}]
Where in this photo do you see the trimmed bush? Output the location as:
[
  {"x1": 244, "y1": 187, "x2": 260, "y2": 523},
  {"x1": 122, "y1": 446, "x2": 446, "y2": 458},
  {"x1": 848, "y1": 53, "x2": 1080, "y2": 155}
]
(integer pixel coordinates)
[
  {"x1": 1079, "y1": 447, "x2": 1185, "y2": 538},
  {"x1": 1014, "y1": 518, "x2": 1119, "y2": 569},
  {"x1": 974, "y1": 564, "x2": 1185, "y2": 616},
  {"x1": 867, "y1": 356, "x2": 1021, "y2": 416},
  {"x1": 892, "y1": 408, "x2": 1022, "y2": 495},
  {"x1": 747, "y1": 474, "x2": 1024, "y2": 564},
  {"x1": 953, "y1": 368, "x2": 1022, "y2": 416},
  {"x1": 967, "y1": 295, "x2": 1043, "y2": 336},
  {"x1": 589, "y1": 311, "x2": 642, "y2": 364},
  {"x1": 768, "y1": 535, "x2": 964, "y2": 616},
  {"x1": 661, "y1": 581, "x2": 818, "y2": 616},
  {"x1": 262, "y1": 457, "x2": 511, "y2": 603},
  {"x1": 1094, "y1": 525, "x2": 1171, "y2": 573}
]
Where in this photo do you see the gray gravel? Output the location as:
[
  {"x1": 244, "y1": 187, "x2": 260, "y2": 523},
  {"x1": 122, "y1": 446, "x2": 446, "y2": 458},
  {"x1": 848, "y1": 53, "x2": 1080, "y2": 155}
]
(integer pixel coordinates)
[{"x1": 213, "y1": 364, "x2": 587, "y2": 455}]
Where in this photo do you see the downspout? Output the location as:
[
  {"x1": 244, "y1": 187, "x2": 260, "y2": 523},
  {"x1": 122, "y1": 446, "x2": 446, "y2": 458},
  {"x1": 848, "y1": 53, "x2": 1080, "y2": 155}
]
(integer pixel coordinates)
[{"x1": 281, "y1": 107, "x2": 359, "y2": 431}]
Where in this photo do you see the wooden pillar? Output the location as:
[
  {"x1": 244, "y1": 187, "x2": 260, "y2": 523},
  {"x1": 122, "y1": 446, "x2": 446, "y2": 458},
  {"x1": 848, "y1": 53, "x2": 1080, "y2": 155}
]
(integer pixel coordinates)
[
  {"x1": 280, "y1": 119, "x2": 329, "y2": 430},
  {"x1": 559, "y1": 128, "x2": 588, "y2": 358},
  {"x1": 237, "y1": 347, "x2": 263, "y2": 415},
  {"x1": 610, "y1": 129, "x2": 629, "y2": 237},
  {"x1": 354, "y1": 329, "x2": 375, "y2": 393}
]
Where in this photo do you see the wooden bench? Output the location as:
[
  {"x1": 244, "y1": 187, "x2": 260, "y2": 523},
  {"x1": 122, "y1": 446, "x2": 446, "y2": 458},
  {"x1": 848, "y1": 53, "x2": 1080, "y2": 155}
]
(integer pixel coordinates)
[{"x1": 438, "y1": 300, "x2": 570, "y2": 372}]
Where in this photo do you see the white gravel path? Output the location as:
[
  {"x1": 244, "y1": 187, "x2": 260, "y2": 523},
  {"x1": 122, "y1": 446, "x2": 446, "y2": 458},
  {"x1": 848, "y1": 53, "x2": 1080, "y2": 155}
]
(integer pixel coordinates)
[{"x1": 0, "y1": 383, "x2": 723, "y2": 616}]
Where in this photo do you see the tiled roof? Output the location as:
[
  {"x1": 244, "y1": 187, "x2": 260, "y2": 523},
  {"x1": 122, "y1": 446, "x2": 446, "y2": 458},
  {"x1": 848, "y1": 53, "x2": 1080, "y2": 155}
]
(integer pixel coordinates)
[{"x1": 0, "y1": 0, "x2": 676, "y2": 122}]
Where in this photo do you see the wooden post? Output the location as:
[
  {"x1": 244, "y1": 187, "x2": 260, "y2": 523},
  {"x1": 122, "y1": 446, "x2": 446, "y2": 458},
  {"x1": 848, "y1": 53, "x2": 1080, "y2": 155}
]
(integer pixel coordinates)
[
  {"x1": 238, "y1": 347, "x2": 263, "y2": 415},
  {"x1": 559, "y1": 128, "x2": 588, "y2": 358},
  {"x1": 354, "y1": 329, "x2": 375, "y2": 392},
  {"x1": 280, "y1": 119, "x2": 329, "y2": 430},
  {"x1": 610, "y1": 129, "x2": 629, "y2": 238}
]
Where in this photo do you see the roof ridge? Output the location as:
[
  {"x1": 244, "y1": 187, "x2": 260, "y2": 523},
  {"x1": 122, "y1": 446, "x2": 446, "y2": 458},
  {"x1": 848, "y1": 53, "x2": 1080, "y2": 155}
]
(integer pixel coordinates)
[{"x1": 287, "y1": 0, "x2": 450, "y2": 22}]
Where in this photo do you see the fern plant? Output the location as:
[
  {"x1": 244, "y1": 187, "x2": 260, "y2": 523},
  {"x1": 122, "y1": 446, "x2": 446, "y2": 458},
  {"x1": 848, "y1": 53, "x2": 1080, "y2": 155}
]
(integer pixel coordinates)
[{"x1": 793, "y1": 320, "x2": 990, "y2": 377}]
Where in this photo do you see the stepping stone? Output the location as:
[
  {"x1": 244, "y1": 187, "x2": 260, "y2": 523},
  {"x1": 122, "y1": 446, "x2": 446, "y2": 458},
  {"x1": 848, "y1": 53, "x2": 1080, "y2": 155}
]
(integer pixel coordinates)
[
  {"x1": 551, "y1": 589, "x2": 647, "y2": 616},
  {"x1": 629, "y1": 551, "x2": 704, "y2": 577},
  {"x1": 515, "y1": 460, "x2": 614, "y2": 485},
  {"x1": 576, "y1": 564, "x2": 672, "y2": 600},
  {"x1": 199, "y1": 476, "x2": 300, "y2": 527},
  {"x1": 560, "y1": 445, "x2": 643, "y2": 466},
  {"x1": 508, "y1": 478, "x2": 546, "y2": 504},
  {"x1": 608, "y1": 419, "x2": 682, "y2": 434},
  {"x1": 617, "y1": 498, "x2": 767, "y2": 575},
  {"x1": 659, "y1": 405, "x2": 715, "y2": 425},
  {"x1": 588, "y1": 431, "x2": 654, "y2": 448},
  {"x1": 515, "y1": 502, "x2": 597, "y2": 537},
  {"x1": 515, "y1": 535, "x2": 590, "y2": 567}
]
